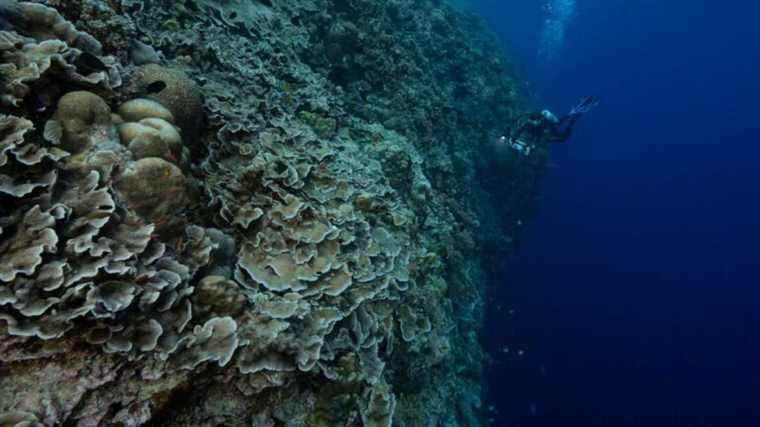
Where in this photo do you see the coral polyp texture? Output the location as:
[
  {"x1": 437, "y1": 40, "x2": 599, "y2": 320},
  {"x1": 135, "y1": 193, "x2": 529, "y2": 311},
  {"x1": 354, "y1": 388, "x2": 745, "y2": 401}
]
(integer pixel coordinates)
[{"x1": 0, "y1": 0, "x2": 544, "y2": 426}]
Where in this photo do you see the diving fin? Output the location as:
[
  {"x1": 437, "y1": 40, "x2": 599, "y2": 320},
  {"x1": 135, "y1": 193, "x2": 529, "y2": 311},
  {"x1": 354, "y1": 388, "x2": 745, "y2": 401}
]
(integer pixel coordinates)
[{"x1": 569, "y1": 96, "x2": 599, "y2": 115}]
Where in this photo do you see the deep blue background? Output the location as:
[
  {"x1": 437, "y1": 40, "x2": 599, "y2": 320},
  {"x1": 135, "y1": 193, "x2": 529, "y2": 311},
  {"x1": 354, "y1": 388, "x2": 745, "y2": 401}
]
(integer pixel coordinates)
[{"x1": 475, "y1": 0, "x2": 760, "y2": 425}]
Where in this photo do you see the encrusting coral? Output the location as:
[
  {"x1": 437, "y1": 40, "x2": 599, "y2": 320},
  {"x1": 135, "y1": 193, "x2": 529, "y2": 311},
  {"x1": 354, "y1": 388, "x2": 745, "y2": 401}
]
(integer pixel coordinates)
[{"x1": 0, "y1": 0, "x2": 545, "y2": 426}]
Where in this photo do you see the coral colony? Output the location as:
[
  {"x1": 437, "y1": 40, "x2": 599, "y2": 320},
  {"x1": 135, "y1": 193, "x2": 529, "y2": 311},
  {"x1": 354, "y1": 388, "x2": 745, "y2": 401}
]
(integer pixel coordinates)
[{"x1": 0, "y1": 1, "x2": 544, "y2": 425}]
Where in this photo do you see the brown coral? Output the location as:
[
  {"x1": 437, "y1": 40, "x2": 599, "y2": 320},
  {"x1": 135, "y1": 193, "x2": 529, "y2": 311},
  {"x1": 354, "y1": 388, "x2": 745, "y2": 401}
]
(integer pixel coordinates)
[
  {"x1": 118, "y1": 118, "x2": 182, "y2": 162},
  {"x1": 51, "y1": 91, "x2": 112, "y2": 154},
  {"x1": 114, "y1": 157, "x2": 187, "y2": 221},
  {"x1": 129, "y1": 64, "x2": 203, "y2": 139},
  {"x1": 117, "y1": 98, "x2": 174, "y2": 123}
]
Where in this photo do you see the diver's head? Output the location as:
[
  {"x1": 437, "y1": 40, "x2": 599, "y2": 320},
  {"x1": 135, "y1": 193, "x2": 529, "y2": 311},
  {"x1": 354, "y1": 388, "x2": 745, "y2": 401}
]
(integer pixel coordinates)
[{"x1": 541, "y1": 109, "x2": 559, "y2": 123}]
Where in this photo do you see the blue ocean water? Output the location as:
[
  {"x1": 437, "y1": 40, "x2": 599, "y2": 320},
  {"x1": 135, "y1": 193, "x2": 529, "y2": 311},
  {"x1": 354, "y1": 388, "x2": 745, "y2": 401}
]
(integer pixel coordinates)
[{"x1": 476, "y1": 0, "x2": 760, "y2": 425}]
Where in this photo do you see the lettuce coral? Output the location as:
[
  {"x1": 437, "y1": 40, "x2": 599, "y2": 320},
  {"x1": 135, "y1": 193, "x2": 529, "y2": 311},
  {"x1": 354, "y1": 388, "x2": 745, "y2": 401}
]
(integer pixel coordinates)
[{"x1": 0, "y1": 0, "x2": 544, "y2": 425}]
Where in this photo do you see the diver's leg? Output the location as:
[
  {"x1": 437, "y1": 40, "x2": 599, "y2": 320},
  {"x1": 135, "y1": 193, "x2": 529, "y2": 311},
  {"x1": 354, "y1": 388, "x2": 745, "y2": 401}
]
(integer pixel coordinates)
[
  {"x1": 552, "y1": 114, "x2": 580, "y2": 142},
  {"x1": 550, "y1": 98, "x2": 597, "y2": 142}
]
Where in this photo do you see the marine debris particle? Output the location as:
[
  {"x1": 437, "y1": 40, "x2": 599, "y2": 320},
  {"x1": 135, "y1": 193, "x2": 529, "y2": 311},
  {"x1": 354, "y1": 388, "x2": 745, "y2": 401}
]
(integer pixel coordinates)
[{"x1": 0, "y1": 0, "x2": 544, "y2": 425}]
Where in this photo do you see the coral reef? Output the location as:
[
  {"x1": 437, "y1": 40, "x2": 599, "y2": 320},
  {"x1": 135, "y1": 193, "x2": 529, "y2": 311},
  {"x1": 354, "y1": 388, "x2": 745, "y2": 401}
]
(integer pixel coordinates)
[{"x1": 0, "y1": 0, "x2": 544, "y2": 426}]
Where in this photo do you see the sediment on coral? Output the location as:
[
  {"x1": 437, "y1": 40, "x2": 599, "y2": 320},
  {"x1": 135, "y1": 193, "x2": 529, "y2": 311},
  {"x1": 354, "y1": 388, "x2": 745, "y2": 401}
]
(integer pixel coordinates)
[{"x1": 0, "y1": 0, "x2": 544, "y2": 426}]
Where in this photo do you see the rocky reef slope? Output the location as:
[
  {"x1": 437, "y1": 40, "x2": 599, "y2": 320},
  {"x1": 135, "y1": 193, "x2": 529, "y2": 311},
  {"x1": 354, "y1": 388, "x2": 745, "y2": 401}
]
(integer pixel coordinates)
[{"x1": 0, "y1": 0, "x2": 544, "y2": 425}]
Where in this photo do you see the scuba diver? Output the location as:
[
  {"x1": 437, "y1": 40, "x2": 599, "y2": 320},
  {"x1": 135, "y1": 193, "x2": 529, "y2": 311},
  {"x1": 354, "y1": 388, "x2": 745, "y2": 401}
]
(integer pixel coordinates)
[{"x1": 499, "y1": 96, "x2": 599, "y2": 156}]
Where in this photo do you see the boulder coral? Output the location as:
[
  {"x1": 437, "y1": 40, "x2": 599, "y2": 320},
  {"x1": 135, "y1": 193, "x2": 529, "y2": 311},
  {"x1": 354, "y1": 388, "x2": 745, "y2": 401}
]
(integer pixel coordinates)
[
  {"x1": 114, "y1": 157, "x2": 187, "y2": 221},
  {"x1": 117, "y1": 98, "x2": 174, "y2": 123},
  {"x1": 128, "y1": 64, "x2": 204, "y2": 139},
  {"x1": 51, "y1": 91, "x2": 112, "y2": 154},
  {"x1": 118, "y1": 117, "x2": 182, "y2": 162}
]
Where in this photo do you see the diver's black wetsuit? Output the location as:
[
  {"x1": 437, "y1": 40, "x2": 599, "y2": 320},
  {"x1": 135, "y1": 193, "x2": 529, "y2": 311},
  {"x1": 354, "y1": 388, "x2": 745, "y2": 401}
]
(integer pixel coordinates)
[
  {"x1": 548, "y1": 113, "x2": 582, "y2": 142},
  {"x1": 512, "y1": 112, "x2": 579, "y2": 144},
  {"x1": 512, "y1": 96, "x2": 599, "y2": 144}
]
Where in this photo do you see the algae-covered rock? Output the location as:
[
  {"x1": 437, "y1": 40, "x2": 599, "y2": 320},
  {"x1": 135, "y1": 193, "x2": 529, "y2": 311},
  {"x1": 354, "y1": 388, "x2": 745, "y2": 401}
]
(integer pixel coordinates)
[
  {"x1": 299, "y1": 110, "x2": 337, "y2": 139},
  {"x1": 0, "y1": 411, "x2": 43, "y2": 427},
  {"x1": 129, "y1": 39, "x2": 161, "y2": 65},
  {"x1": 194, "y1": 275, "x2": 246, "y2": 316}
]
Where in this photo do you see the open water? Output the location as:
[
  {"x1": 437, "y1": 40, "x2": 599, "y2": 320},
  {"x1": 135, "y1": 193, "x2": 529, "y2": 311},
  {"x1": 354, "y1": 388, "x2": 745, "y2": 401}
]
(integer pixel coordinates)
[{"x1": 476, "y1": 0, "x2": 760, "y2": 425}]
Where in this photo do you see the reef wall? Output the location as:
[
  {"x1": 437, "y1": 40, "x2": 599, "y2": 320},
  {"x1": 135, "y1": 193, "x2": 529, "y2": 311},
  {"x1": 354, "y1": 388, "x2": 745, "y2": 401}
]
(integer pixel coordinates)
[{"x1": 0, "y1": 0, "x2": 544, "y2": 426}]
